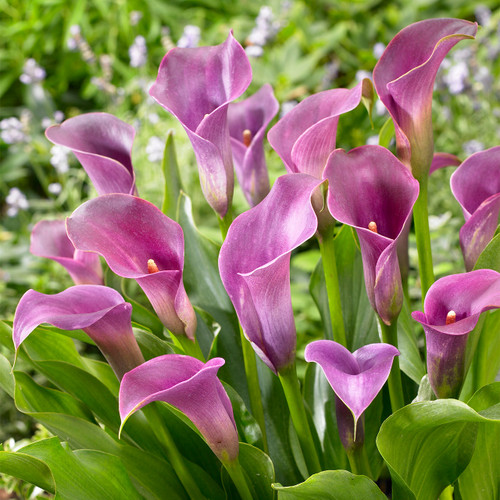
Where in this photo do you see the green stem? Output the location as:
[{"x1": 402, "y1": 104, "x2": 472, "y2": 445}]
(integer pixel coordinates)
[
  {"x1": 278, "y1": 364, "x2": 322, "y2": 475},
  {"x1": 378, "y1": 319, "x2": 405, "y2": 412},
  {"x1": 223, "y1": 458, "x2": 254, "y2": 500},
  {"x1": 142, "y1": 404, "x2": 205, "y2": 500},
  {"x1": 413, "y1": 177, "x2": 435, "y2": 303},
  {"x1": 172, "y1": 334, "x2": 205, "y2": 361},
  {"x1": 239, "y1": 326, "x2": 269, "y2": 453},
  {"x1": 346, "y1": 444, "x2": 373, "y2": 479},
  {"x1": 439, "y1": 485, "x2": 454, "y2": 500},
  {"x1": 317, "y1": 230, "x2": 347, "y2": 347},
  {"x1": 218, "y1": 208, "x2": 234, "y2": 240}
]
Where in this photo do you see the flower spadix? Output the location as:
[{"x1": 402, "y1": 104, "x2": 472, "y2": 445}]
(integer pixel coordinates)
[
  {"x1": 30, "y1": 219, "x2": 103, "y2": 285},
  {"x1": 66, "y1": 194, "x2": 196, "y2": 340},
  {"x1": 305, "y1": 340, "x2": 399, "y2": 450},
  {"x1": 219, "y1": 174, "x2": 324, "y2": 373},
  {"x1": 324, "y1": 145, "x2": 419, "y2": 324},
  {"x1": 227, "y1": 84, "x2": 279, "y2": 207},
  {"x1": 268, "y1": 81, "x2": 369, "y2": 179},
  {"x1": 150, "y1": 31, "x2": 252, "y2": 218},
  {"x1": 412, "y1": 269, "x2": 500, "y2": 399},
  {"x1": 45, "y1": 112, "x2": 137, "y2": 195},
  {"x1": 450, "y1": 146, "x2": 500, "y2": 270},
  {"x1": 373, "y1": 18, "x2": 477, "y2": 178},
  {"x1": 119, "y1": 355, "x2": 239, "y2": 462},
  {"x1": 13, "y1": 285, "x2": 144, "y2": 379}
]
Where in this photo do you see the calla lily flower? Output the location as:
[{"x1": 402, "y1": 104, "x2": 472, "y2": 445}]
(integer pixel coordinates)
[
  {"x1": 119, "y1": 355, "x2": 239, "y2": 462},
  {"x1": 219, "y1": 174, "x2": 324, "y2": 373},
  {"x1": 13, "y1": 285, "x2": 144, "y2": 379},
  {"x1": 267, "y1": 81, "x2": 369, "y2": 179},
  {"x1": 30, "y1": 219, "x2": 103, "y2": 285},
  {"x1": 412, "y1": 269, "x2": 500, "y2": 399},
  {"x1": 324, "y1": 145, "x2": 419, "y2": 325},
  {"x1": 66, "y1": 194, "x2": 196, "y2": 340},
  {"x1": 373, "y1": 19, "x2": 477, "y2": 178},
  {"x1": 429, "y1": 152, "x2": 461, "y2": 175},
  {"x1": 305, "y1": 340, "x2": 399, "y2": 450},
  {"x1": 450, "y1": 146, "x2": 500, "y2": 270},
  {"x1": 150, "y1": 31, "x2": 252, "y2": 218},
  {"x1": 45, "y1": 113, "x2": 137, "y2": 195},
  {"x1": 227, "y1": 84, "x2": 279, "y2": 207}
]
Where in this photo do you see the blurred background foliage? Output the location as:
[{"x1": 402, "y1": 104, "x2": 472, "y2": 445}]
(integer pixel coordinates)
[{"x1": 1, "y1": 0, "x2": 499, "y2": 471}]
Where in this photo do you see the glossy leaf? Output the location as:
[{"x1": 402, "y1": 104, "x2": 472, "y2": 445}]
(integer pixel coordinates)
[
  {"x1": 161, "y1": 130, "x2": 183, "y2": 220},
  {"x1": 0, "y1": 353, "x2": 14, "y2": 398},
  {"x1": 474, "y1": 231, "x2": 500, "y2": 272}
]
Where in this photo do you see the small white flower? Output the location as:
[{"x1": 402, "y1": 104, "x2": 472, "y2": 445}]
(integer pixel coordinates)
[
  {"x1": 146, "y1": 136, "x2": 164, "y2": 162},
  {"x1": 53, "y1": 110, "x2": 65, "y2": 123},
  {"x1": 280, "y1": 100, "x2": 298, "y2": 118},
  {"x1": 6, "y1": 187, "x2": 29, "y2": 216},
  {"x1": 375, "y1": 99, "x2": 387, "y2": 116},
  {"x1": 148, "y1": 113, "x2": 160, "y2": 125},
  {"x1": 19, "y1": 59, "x2": 46, "y2": 85},
  {"x1": 443, "y1": 61, "x2": 469, "y2": 94},
  {"x1": 355, "y1": 70, "x2": 372, "y2": 82},
  {"x1": 373, "y1": 42, "x2": 385, "y2": 59},
  {"x1": 129, "y1": 36, "x2": 147, "y2": 68},
  {"x1": 130, "y1": 10, "x2": 143, "y2": 26},
  {"x1": 48, "y1": 182, "x2": 62, "y2": 195},
  {"x1": 245, "y1": 45, "x2": 264, "y2": 58},
  {"x1": 0, "y1": 117, "x2": 26, "y2": 144},
  {"x1": 177, "y1": 25, "x2": 201, "y2": 48},
  {"x1": 463, "y1": 140, "x2": 484, "y2": 155},
  {"x1": 367, "y1": 135, "x2": 379, "y2": 146},
  {"x1": 50, "y1": 145, "x2": 70, "y2": 174}
]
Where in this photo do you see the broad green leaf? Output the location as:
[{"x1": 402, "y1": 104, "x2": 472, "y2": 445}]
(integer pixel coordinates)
[
  {"x1": 19, "y1": 438, "x2": 141, "y2": 500},
  {"x1": 133, "y1": 326, "x2": 174, "y2": 361},
  {"x1": 222, "y1": 443, "x2": 275, "y2": 500},
  {"x1": 379, "y1": 117, "x2": 395, "y2": 148},
  {"x1": 0, "y1": 353, "x2": 14, "y2": 398},
  {"x1": 161, "y1": 130, "x2": 183, "y2": 220},
  {"x1": 0, "y1": 320, "x2": 14, "y2": 351},
  {"x1": 0, "y1": 451, "x2": 55, "y2": 493},
  {"x1": 458, "y1": 383, "x2": 500, "y2": 500},
  {"x1": 273, "y1": 470, "x2": 386, "y2": 499},
  {"x1": 474, "y1": 231, "x2": 500, "y2": 272},
  {"x1": 377, "y1": 399, "x2": 500, "y2": 500}
]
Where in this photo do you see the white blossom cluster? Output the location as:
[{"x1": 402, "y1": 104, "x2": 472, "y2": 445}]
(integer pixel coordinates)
[
  {"x1": 246, "y1": 6, "x2": 281, "y2": 57},
  {"x1": 177, "y1": 26, "x2": 201, "y2": 49},
  {"x1": 5, "y1": 188, "x2": 29, "y2": 217},
  {"x1": 129, "y1": 36, "x2": 148, "y2": 68},
  {"x1": 0, "y1": 117, "x2": 27, "y2": 144},
  {"x1": 146, "y1": 136, "x2": 164, "y2": 162},
  {"x1": 19, "y1": 59, "x2": 46, "y2": 85},
  {"x1": 50, "y1": 145, "x2": 71, "y2": 174}
]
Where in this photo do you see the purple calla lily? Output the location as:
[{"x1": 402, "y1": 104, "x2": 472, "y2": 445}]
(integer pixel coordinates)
[
  {"x1": 324, "y1": 145, "x2": 419, "y2": 325},
  {"x1": 412, "y1": 269, "x2": 500, "y2": 398},
  {"x1": 227, "y1": 84, "x2": 279, "y2": 207},
  {"x1": 66, "y1": 194, "x2": 196, "y2": 340},
  {"x1": 150, "y1": 31, "x2": 252, "y2": 218},
  {"x1": 305, "y1": 340, "x2": 399, "y2": 450},
  {"x1": 119, "y1": 355, "x2": 239, "y2": 462},
  {"x1": 267, "y1": 81, "x2": 368, "y2": 179},
  {"x1": 30, "y1": 219, "x2": 103, "y2": 285},
  {"x1": 13, "y1": 285, "x2": 144, "y2": 379},
  {"x1": 219, "y1": 174, "x2": 324, "y2": 373},
  {"x1": 45, "y1": 113, "x2": 137, "y2": 195},
  {"x1": 450, "y1": 146, "x2": 500, "y2": 270},
  {"x1": 429, "y1": 152, "x2": 461, "y2": 175}
]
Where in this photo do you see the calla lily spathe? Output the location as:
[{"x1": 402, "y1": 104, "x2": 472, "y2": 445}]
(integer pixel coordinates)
[
  {"x1": 219, "y1": 174, "x2": 324, "y2": 373},
  {"x1": 119, "y1": 355, "x2": 239, "y2": 462},
  {"x1": 45, "y1": 112, "x2": 137, "y2": 195},
  {"x1": 373, "y1": 18, "x2": 477, "y2": 178},
  {"x1": 412, "y1": 270, "x2": 500, "y2": 399},
  {"x1": 450, "y1": 146, "x2": 500, "y2": 271},
  {"x1": 30, "y1": 219, "x2": 103, "y2": 285},
  {"x1": 13, "y1": 285, "x2": 144, "y2": 379},
  {"x1": 227, "y1": 84, "x2": 279, "y2": 207},
  {"x1": 324, "y1": 145, "x2": 419, "y2": 324},
  {"x1": 66, "y1": 194, "x2": 196, "y2": 340},
  {"x1": 150, "y1": 31, "x2": 252, "y2": 218}
]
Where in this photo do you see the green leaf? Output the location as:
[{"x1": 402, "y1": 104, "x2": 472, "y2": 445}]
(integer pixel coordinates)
[
  {"x1": 0, "y1": 353, "x2": 14, "y2": 398},
  {"x1": 0, "y1": 320, "x2": 14, "y2": 351},
  {"x1": 379, "y1": 117, "x2": 395, "y2": 148},
  {"x1": 273, "y1": 470, "x2": 386, "y2": 499},
  {"x1": 377, "y1": 399, "x2": 500, "y2": 500},
  {"x1": 473, "y1": 230, "x2": 500, "y2": 272},
  {"x1": 0, "y1": 451, "x2": 55, "y2": 493},
  {"x1": 161, "y1": 130, "x2": 183, "y2": 220}
]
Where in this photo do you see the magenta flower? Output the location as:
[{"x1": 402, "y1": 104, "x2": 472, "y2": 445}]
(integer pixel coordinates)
[
  {"x1": 429, "y1": 152, "x2": 461, "y2": 175},
  {"x1": 30, "y1": 219, "x2": 103, "y2": 285},
  {"x1": 227, "y1": 84, "x2": 279, "y2": 207},
  {"x1": 373, "y1": 19, "x2": 477, "y2": 178},
  {"x1": 119, "y1": 355, "x2": 239, "y2": 462},
  {"x1": 13, "y1": 285, "x2": 144, "y2": 379},
  {"x1": 45, "y1": 113, "x2": 137, "y2": 195},
  {"x1": 450, "y1": 146, "x2": 500, "y2": 270},
  {"x1": 219, "y1": 174, "x2": 324, "y2": 373},
  {"x1": 412, "y1": 270, "x2": 500, "y2": 399},
  {"x1": 267, "y1": 81, "x2": 367, "y2": 179},
  {"x1": 66, "y1": 194, "x2": 196, "y2": 340},
  {"x1": 305, "y1": 340, "x2": 399, "y2": 450},
  {"x1": 324, "y1": 145, "x2": 419, "y2": 325},
  {"x1": 150, "y1": 32, "x2": 252, "y2": 218}
]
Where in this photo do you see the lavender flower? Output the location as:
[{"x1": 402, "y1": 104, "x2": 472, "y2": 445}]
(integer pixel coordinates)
[
  {"x1": 6, "y1": 188, "x2": 29, "y2": 217},
  {"x1": 129, "y1": 36, "x2": 147, "y2": 68},
  {"x1": 0, "y1": 118, "x2": 26, "y2": 144},
  {"x1": 130, "y1": 10, "x2": 143, "y2": 26},
  {"x1": 245, "y1": 6, "x2": 280, "y2": 57},
  {"x1": 50, "y1": 145, "x2": 70, "y2": 174},
  {"x1": 19, "y1": 59, "x2": 46, "y2": 85},
  {"x1": 146, "y1": 136, "x2": 164, "y2": 162},
  {"x1": 177, "y1": 25, "x2": 201, "y2": 48}
]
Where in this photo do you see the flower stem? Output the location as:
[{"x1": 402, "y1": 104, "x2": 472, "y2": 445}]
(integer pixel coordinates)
[
  {"x1": 439, "y1": 485, "x2": 454, "y2": 500},
  {"x1": 218, "y1": 208, "x2": 234, "y2": 240},
  {"x1": 239, "y1": 326, "x2": 269, "y2": 453},
  {"x1": 143, "y1": 403, "x2": 205, "y2": 500},
  {"x1": 378, "y1": 319, "x2": 405, "y2": 412},
  {"x1": 223, "y1": 458, "x2": 254, "y2": 500},
  {"x1": 413, "y1": 176, "x2": 435, "y2": 303},
  {"x1": 278, "y1": 364, "x2": 322, "y2": 475},
  {"x1": 317, "y1": 229, "x2": 347, "y2": 347},
  {"x1": 346, "y1": 444, "x2": 373, "y2": 479}
]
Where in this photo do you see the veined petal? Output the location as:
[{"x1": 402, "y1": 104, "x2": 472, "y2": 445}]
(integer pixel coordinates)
[
  {"x1": 219, "y1": 174, "x2": 323, "y2": 373},
  {"x1": 119, "y1": 355, "x2": 239, "y2": 462},
  {"x1": 13, "y1": 285, "x2": 143, "y2": 379},
  {"x1": 45, "y1": 113, "x2": 136, "y2": 195},
  {"x1": 30, "y1": 219, "x2": 103, "y2": 285},
  {"x1": 66, "y1": 194, "x2": 196, "y2": 340},
  {"x1": 268, "y1": 82, "x2": 366, "y2": 178}
]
